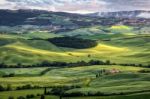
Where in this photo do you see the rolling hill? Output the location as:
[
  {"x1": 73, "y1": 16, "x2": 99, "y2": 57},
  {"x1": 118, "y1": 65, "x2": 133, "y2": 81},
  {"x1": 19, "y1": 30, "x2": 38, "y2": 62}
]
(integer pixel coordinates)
[
  {"x1": 0, "y1": 9, "x2": 150, "y2": 99},
  {"x1": 0, "y1": 30, "x2": 150, "y2": 65}
]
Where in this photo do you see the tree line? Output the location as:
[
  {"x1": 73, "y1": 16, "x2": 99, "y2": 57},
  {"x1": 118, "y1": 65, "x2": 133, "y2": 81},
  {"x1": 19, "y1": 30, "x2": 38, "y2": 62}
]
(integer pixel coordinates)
[
  {"x1": 0, "y1": 60, "x2": 149, "y2": 68},
  {"x1": 0, "y1": 60, "x2": 109, "y2": 68}
]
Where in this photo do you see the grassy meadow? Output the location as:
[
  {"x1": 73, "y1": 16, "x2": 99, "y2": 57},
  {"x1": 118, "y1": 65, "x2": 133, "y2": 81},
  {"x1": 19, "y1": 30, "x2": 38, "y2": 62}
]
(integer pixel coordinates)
[{"x1": 0, "y1": 25, "x2": 150, "y2": 98}]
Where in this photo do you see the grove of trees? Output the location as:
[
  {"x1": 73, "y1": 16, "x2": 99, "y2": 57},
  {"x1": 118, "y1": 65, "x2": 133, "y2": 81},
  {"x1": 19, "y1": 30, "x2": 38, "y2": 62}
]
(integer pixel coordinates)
[{"x1": 48, "y1": 37, "x2": 98, "y2": 49}]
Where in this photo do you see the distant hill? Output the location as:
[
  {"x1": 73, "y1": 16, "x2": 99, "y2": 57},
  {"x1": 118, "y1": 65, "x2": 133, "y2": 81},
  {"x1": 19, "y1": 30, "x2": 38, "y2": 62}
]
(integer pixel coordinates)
[
  {"x1": 0, "y1": 9, "x2": 150, "y2": 34},
  {"x1": 0, "y1": 9, "x2": 83, "y2": 26},
  {"x1": 0, "y1": 9, "x2": 103, "y2": 33},
  {"x1": 89, "y1": 10, "x2": 150, "y2": 18}
]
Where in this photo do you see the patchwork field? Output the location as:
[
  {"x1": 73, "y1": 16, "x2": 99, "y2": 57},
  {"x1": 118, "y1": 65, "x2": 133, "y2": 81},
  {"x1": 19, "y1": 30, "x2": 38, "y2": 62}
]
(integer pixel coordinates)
[
  {"x1": 0, "y1": 65, "x2": 144, "y2": 87},
  {"x1": 0, "y1": 65, "x2": 150, "y2": 98}
]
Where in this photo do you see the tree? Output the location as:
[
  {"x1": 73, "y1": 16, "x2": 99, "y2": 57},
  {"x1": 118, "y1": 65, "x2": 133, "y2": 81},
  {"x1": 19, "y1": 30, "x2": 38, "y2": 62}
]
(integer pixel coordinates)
[
  {"x1": 17, "y1": 63, "x2": 23, "y2": 68},
  {"x1": 44, "y1": 87, "x2": 47, "y2": 95},
  {"x1": 40, "y1": 95, "x2": 45, "y2": 99},
  {"x1": 105, "y1": 60, "x2": 111, "y2": 65},
  {"x1": 6, "y1": 84, "x2": 12, "y2": 91},
  {"x1": 88, "y1": 54, "x2": 91, "y2": 58},
  {"x1": 0, "y1": 85, "x2": 5, "y2": 91},
  {"x1": 60, "y1": 96, "x2": 62, "y2": 99}
]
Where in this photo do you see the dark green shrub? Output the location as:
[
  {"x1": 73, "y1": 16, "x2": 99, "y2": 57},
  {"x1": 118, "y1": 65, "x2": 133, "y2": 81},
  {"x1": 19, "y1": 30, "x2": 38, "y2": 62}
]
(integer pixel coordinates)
[
  {"x1": 2, "y1": 73, "x2": 15, "y2": 77},
  {"x1": 8, "y1": 96, "x2": 14, "y2": 99},
  {"x1": 0, "y1": 85, "x2": 5, "y2": 91},
  {"x1": 26, "y1": 94, "x2": 35, "y2": 99},
  {"x1": 17, "y1": 96, "x2": 25, "y2": 99},
  {"x1": 139, "y1": 69, "x2": 150, "y2": 73}
]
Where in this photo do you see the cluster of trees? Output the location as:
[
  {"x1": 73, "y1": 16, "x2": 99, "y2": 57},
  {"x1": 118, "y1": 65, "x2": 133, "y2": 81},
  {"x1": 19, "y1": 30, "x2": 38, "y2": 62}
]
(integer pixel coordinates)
[
  {"x1": 48, "y1": 37, "x2": 98, "y2": 49},
  {"x1": 119, "y1": 63, "x2": 144, "y2": 67},
  {"x1": 16, "y1": 84, "x2": 41, "y2": 90},
  {"x1": 7, "y1": 86, "x2": 81, "y2": 99},
  {"x1": 41, "y1": 60, "x2": 111, "y2": 67},
  {"x1": 118, "y1": 63, "x2": 150, "y2": 68},
  {"x1": 0, "y1": 84, "x2": 41, "y2": 92},
  {"x1": 8, "y1": 93, "x2": 43, "y2": 99},
  {"x1": 50, "y1": 86, "x2": 81, "y2": 96},
  {"x1": 95, "y1": 69, "x2": 107, "y2": 78},
  {"x1": 2, "y1": 73, "x2": 15, "y2": 77},
  {"x1": 138, "y1": 69, "x2": 150, "y2": 73}
]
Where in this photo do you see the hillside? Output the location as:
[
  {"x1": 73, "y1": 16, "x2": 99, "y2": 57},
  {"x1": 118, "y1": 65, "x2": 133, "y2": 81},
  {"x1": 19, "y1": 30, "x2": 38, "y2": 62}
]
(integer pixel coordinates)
[{"x1": 0, "y1": 31, "x2": 150, "y2": 65}]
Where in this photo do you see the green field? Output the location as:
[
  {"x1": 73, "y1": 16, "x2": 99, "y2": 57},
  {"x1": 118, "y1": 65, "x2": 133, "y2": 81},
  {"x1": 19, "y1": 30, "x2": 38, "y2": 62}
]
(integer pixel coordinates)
[
  {"x1": 0, "y1": 25, "x2": 150, "y2": 99},
  {"x1": 0, "y1": 65, "x2": 148, "y2": 87},
  {"x1": 0, "y1": 65, "x2": 150, "y2": 98},
  {"x1": 0, "y1": 28, "x2": 150, "y2": 65},
  {"x1": 0, "y1": 89, "x2": 44, "y2": 99},
  {"x1": 63, "y1": 92, "x2": 150, "y2": 99},
  {"x1": 0, "y1": 67, "x2": 49, "y2": 77},
  {"x1": 1, "y1": 91, "x2": 150, "y2": 99}
]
